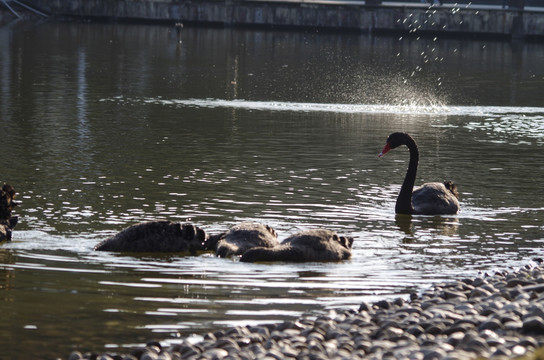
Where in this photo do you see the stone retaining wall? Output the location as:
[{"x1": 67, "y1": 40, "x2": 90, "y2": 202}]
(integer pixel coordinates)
[{"x1": 21, "y1": 0, "x2": 544, "y2": 39}]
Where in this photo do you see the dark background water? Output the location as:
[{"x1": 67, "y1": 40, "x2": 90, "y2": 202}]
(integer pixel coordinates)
[{"x1": 1, "y1": 21, "x2": 544, "y2": 359}]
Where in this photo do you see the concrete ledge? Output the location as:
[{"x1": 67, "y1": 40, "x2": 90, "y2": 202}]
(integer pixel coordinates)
[{"x1": 20, "y1": 0, "x2": 544, "y2": 40}]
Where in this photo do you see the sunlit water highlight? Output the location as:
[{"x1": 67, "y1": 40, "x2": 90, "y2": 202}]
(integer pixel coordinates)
[{"x1": 105, "y1": 96, "x2": 544, "y2": 118}]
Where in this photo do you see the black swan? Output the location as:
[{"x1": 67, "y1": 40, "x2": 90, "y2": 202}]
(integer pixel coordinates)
[
  {"x1": 204, "y1": 222, "x2": 279, "y2": 258},
  {"x1": 240, "y1": 229, "x2": 353, "y2": 263},
  {"x1": 379, "y1": 132, "x2": 460, "y2": 215},
  {"x1": 0, "y1": 184, "x2": 19, "y2": 242},
  {"x1": 94, "y1": 221, "x2": 208, "y2": 253}
]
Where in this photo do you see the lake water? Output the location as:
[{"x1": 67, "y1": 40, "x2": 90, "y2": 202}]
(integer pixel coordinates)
[{"x1": 1, "y1": 20, "x2": 544, "y2": 359}]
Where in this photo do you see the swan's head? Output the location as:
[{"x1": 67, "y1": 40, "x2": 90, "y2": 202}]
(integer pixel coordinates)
[{"x1": 378, "y1": 132, "x2": 413, "y2": 157}]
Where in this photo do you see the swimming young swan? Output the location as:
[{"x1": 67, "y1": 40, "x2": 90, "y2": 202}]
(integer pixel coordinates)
[
  {"x1": 240, "y1": 229, "x2": 353, "y2": 263},
  {"x1": 204, "y1": 222, "x2": 279, "y2": 258},
  {"x1": 94, "y1": 221, "x2": 207, "y2": 253},
  {"x1": 379, "y1": 132, "x2": 460, "y2": 215}
]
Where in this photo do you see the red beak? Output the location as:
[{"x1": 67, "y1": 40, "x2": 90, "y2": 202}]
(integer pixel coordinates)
[{"x1": 378, "y1": 143, "x2": 391, "y2": 158}]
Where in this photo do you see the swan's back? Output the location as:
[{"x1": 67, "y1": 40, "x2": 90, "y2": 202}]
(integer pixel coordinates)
[
  {"x1": 240, "y1": 229, "x2": 353, "y2": 263},
  {"x1": 215, "y1": 222, "x2": 279, "y2": 258},
  {"x1": 412, "y1": 182, "x2": 460, "y2": 215},
  {"x1": 94, "y1": 221, "x2": 207, "y2": 253}
]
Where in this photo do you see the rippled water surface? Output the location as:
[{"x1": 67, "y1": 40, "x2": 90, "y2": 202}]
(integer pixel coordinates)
[{"x1": 1, "y1": 21, "x2": 544, "y2": 359}]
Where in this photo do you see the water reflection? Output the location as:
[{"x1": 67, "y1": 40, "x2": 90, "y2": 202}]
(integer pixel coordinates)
[
  {"x1": 0, "y1": 249, "x2": 15, "y2": 296},
  {"x1": 77, "y1": 47, "x2": 89, "y2": 142},
  {"x1": 395, "y1": 213, "x2": 460, "y2": 240},
  {"x1": 1, "y1": 21, "x2": 544, "y2": 359}
]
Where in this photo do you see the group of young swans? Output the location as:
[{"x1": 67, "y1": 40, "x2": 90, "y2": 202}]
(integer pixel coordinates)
[
  {"x1": 92, "y1": 132, "x2": 459, "y2": 262},
  {"x1": 210, "y1": 223, "x2": 353, "y2": 263},
  {"x1": 94, "y1": 221, "x2": 354, "y2": 263}
]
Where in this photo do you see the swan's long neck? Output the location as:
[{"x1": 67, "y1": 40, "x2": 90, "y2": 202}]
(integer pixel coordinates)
[{"x1": 395, "y1": 136, "x2": 419, "y2": 214}]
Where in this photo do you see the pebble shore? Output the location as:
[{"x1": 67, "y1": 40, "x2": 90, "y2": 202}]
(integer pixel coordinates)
[{"x1": 69, "y1": 260, "x2": 544, "y2": 360}]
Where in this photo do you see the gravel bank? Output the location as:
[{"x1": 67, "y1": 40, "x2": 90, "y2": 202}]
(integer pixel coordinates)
[{"x1": 69, "y1": 260, "x2": 544, "y2": 360}]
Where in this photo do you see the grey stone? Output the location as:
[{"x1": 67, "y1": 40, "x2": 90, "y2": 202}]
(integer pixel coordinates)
[
  {"x1": 68, "y1": 352, "x2": 84, "y2": 360},
  {"x1": 478, "y1": 318, "x2": 503, "y2": 331},
  {"x1": 469, "y1": 287, "x2": 492, "y2": 298},
  {"x1": 422, "y1": 348, "x2": 447, "y2": 360},
  {"x1": 522, "y1": 283, "x2": 544, "y2": 293},
  {"x1": 140, "y1": 351, "x2": 159, "y2": 360},
  {"x1": 201, "y1": 348, "x2": 229, "y2": 359},
  {"x1": 522, "y1": 316, "x2": 544, "y2": 333}
]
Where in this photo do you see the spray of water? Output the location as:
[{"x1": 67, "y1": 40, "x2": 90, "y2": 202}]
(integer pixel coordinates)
[{"x1": 351, "y1": 74, "x2": 447, "y2": 109}]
